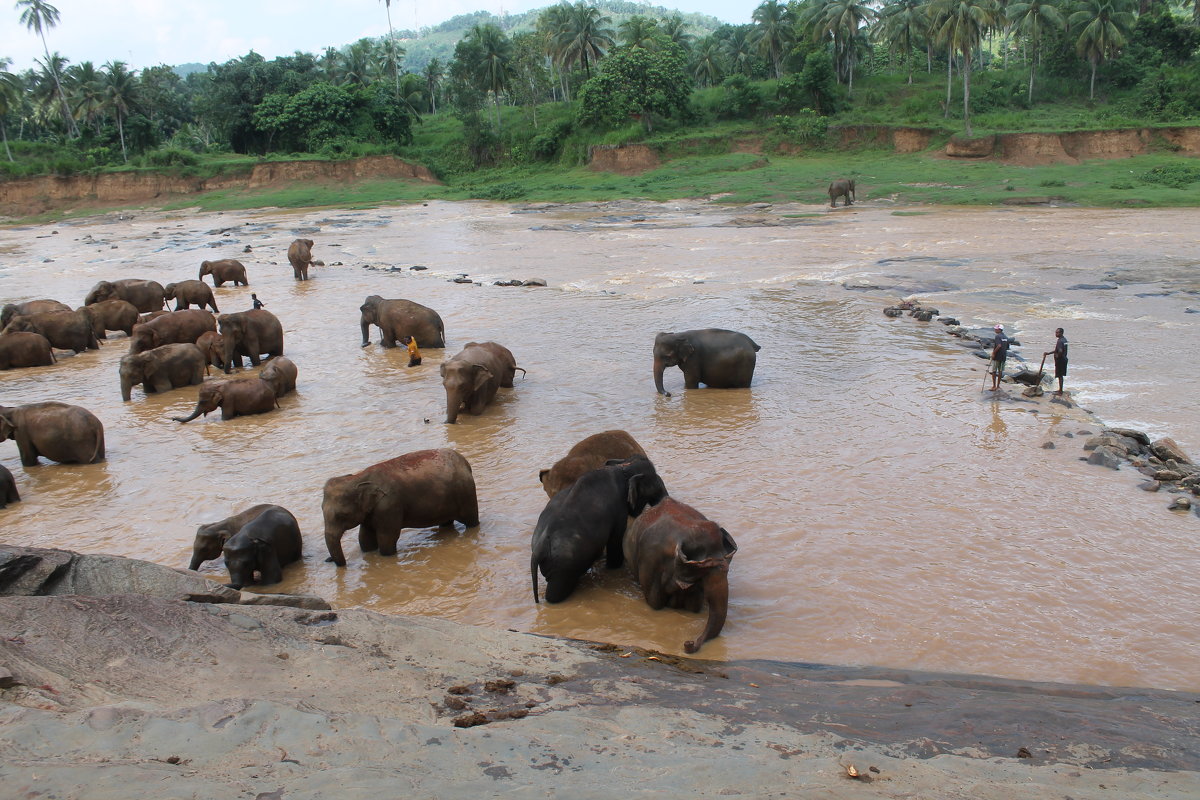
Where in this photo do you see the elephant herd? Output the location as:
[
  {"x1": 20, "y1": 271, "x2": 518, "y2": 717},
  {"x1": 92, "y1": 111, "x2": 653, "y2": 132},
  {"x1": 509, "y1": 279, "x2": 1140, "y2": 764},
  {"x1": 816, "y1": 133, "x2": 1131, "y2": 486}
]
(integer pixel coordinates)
[{"x1": 2, "y1": 237, "x2": 764, "y2": 654}]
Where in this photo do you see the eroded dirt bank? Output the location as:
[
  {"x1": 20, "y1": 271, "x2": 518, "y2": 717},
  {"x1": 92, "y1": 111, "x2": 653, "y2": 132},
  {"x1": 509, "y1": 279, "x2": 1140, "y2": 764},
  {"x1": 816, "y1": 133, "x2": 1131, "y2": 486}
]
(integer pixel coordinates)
[{"x1": 2, "y1": 545, "x2": 1199, "y2": 799}]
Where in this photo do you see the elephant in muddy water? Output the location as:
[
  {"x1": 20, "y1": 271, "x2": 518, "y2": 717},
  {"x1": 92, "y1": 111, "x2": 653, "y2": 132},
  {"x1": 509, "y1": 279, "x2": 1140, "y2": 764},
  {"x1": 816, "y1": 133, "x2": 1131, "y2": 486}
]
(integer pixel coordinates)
[
  {"x1": 441, "y1": 342, "x2": 524, "y2": 424},
  {"x1": 624, "y1": 497, "x2": 738, "y2": 654},
  {"x1": 164, "y1": 280, "x2": 219, "y2": 313},
  {"x1": 539, "y1": 430, "x2": 647, "y2": 498},
  {"x1": 2, "y1": 300, "x2": 70, "y2": 328},
  {"x1": 0, "y1": 332, "x2": 56, "y2": 370},
  {"x1": 0, "y1": 463, "x2": 18, "y2": 508},
  {"x1": 288, "y1": 239, "x2": 314, "y2": 280},
  {"x1": 79, "y1": 299, "x2": 139, "y2": 339},
  {"x1": 653, "y1": 329, "x2": 760, "y2": 396},
  {"x1": 0, "y1": 402, "x2": 105, "y2": 466},
  {"x1": 3, "y1": 310, "x2": 99, "y2": 353},
  {"x1": 199, "y1": 259, "x2": 249, "y2": 287},
  {"x1": 322, "y1": 448, "x2": 479, "y2": 567},
  {"x1": 173, "y1": 377, "x2": 277, "y2": 423},
  {"x1": 119, "y1": 343, "x2": 206, "y2": 401},
  {"x1": 223, "y1": 506, "x2": 303, "y2": 590},
  {"x1": 828, "y1": 178, "x2": 855, "y2": 207},
  {"x1": 190, "y1": 503, "x2": 284, "y2": 570},
  {"x1": 129, "y1": 309, "x2": 216, "y2": 354},
  {"x1": 84, "y1": 279, "x2": 166, "y2": 313},
  {"x1": 195, "y1": 331, "x2": 224, "y2": 371},
  {"x1": 531, "y1": 455, "x2": 668, "y2": 604},
  {"x1": 359, "y1": 295, "x2": 445, "y2": 349},
  {"x1": 219, "y1": 309, "x2": 284, "y2": 372},
  {"x1": 259, "y1": 356, "x2": 297, "y2": 397}
]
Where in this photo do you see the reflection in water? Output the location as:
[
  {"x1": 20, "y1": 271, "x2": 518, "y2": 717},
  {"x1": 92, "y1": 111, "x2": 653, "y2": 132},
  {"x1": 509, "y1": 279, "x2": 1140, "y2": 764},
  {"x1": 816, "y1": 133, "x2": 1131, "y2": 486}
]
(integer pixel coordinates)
[{"x1": 1, "y1": 202, "x2": 1198, "y2": 691}]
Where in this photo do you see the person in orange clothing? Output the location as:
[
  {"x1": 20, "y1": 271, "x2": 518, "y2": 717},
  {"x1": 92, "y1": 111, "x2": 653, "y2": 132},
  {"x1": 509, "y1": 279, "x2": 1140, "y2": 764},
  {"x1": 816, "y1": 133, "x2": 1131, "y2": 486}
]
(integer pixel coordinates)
[{"x1": 404, "y1": 335, "x2": 421, "y2": 367}]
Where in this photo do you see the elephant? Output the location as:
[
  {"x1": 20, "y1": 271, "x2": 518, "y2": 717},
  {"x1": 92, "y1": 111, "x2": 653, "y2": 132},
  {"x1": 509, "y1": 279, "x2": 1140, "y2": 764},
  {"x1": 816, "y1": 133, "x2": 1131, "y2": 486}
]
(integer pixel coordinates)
[
  {"x1": 3, "y1": 310, "x2": 99, "y2": 353},
  {"x1": 199, "y1": 259, "x2": 249, "y2": 286},
  {"x1": 84, "y1": 279, "x2": 166, "y2": 313},
  {"x1": 138, "y1": 311, "x2": 170, "y2": 325},
  {"x1": 189, "y1": 503, "x2": 282, "y2": 570},
  {"x1": 173, "y1": 377, "x2": 277, "y2": 423},
  {"x1": 0, "y1": 332, "x2": 56, "y2": 370},
  {"x1": 539, "y1": 430, "x2": 647, "y2": 498},
  {"x1": 222, "y1": 506, "x2": 303, "y2": 590},
  {"x1": 828, "y1": 178, "x2": 856, "y2": 207},
  {"x1": 322, "y1": 448, "x2": 479, "y2": 567},
  {"x1": 0, "y1": 402, "x2": 105, "y2": 466},
  {"x1": 79, "y1": 299, "x2": 139, "y2": 339},
  {"x1": 259, "y1": 356, "x2": 297, "y2": 397},
  {"x1": 119, "y1": 343, "x2": 206, "y2": 401},
  {"x1": 0, "y1": 463, "x2": 18, "y2": 508},
  {"x1": 531, "y1": 455, "x2": 668, "y2": 604},
  {"x1": 129, "y1": 309, "x2": 216, "y2": 354},
  {"x1": 653, "y1": 329, "x2": 761, "y2": 397},
  {"x1": 624, "y1": 497, "x2": 738, "y2": 654},
  {"x1": 164, "y1": 280, "x2": 219, "y2": 313},
  {"x1": 218, "y1": 309, "x2": 284, "y2": 372},
  {"x1": 359, "y1": 295, "x2": 446, "y2": 349},
  {"x1": 195, "y1": 331, "x2": 225, "y2": 371},
  {"x1": 441, "y1": 341, "x2": 524, "y2": 424},
  {"x1": 288, "y1": 238, "x2": 314, "y2": 280},
  {"x1": 2, "y1": 300, "x2": 69, "y2": 328}
]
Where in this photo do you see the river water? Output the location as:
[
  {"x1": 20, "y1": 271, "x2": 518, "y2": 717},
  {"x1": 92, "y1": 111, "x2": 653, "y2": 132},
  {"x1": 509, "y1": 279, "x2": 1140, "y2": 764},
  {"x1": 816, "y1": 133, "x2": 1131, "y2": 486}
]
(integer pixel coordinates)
[{"x1": 2, "y1": 200, "x2": 1198, "y2": 691}]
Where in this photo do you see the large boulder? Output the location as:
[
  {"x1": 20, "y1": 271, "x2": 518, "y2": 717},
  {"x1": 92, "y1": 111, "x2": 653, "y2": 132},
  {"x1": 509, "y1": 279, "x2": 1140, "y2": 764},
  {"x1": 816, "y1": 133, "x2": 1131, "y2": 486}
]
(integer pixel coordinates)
[{"x1": 1150, "y1": 438, "x2": 1192, "y2": 465}]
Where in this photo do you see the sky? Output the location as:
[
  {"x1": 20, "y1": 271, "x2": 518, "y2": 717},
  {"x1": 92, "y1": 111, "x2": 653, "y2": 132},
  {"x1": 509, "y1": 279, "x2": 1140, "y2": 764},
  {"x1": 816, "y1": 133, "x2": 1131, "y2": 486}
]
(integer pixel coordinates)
[{"x1": 5, "y1": 0, "x2": 764, "y2": 73}]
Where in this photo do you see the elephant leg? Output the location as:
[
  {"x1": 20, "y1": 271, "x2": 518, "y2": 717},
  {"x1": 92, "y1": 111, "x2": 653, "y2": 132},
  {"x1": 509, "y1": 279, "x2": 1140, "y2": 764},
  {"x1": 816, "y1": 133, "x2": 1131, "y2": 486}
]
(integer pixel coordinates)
[
  {"x1": 682, "y1": 585, "x2": 705, "y2": 613},
  {"x1": 258, "y1": 550, "x2": 283, "y2": 585},
  {"x1": 381, "y1": 325, "x2": 395, "y2": 348},
  {"x1": 377, "y1": 527, "x2": 402, "y2": 557},
  {"x1": 358, "y1": 520, "x2": 379, "y2": 553},
  {"x1": 17, "y1": 441, "x2": 39, "y2": 467},
  {"x1": 457, "y1": 494, "x2": 480, "y2": 528},
  {"x1": 683, "y1": 367, "x2": 702, "y2": 390},
  {"x1": 642, "y1": 581, "x2": 668, "y2": 610},
  {"x1": 150, "y1": 374, "x2": 173, "y2": 394},
  {"x1": 543, "y1": 575, "x2": 579, "y2": 604}
]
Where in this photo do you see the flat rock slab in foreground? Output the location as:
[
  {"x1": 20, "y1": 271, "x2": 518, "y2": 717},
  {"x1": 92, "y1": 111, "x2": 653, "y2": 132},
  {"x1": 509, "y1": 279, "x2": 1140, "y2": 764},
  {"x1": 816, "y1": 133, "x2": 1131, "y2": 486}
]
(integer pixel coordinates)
[{"x1": 1, "y1": 548, "x2": 1198, "y2": 799}]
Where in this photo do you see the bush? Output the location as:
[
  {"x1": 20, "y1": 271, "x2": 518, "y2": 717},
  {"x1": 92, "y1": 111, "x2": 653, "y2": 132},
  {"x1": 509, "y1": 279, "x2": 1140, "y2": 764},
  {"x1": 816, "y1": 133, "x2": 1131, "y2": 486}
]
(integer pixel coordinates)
[
  {"x1": 141, "y1": 147, "x2": 200, "y2": 167},
  {"x1": 767, "y1": 111, "x2": 829, "y2": 150},
  {"x1": 1139, "y1": 163, "x2": 1200, "y2": 188},
  {"x1": 471, "y1": 181, "x2": 526, "y2": 200},
  {"x1": 717, "y1": 75, "x2": 763, "y2": 120}
]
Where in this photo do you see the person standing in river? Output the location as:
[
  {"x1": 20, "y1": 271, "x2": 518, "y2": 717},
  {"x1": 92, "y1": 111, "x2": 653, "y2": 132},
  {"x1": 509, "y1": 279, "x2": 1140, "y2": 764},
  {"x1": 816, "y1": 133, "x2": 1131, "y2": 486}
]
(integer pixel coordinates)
[
  {"x1": 404, "y1": 335, "x2": 421, "y2": 367},
  {"x1": 251, "y1": 293, "x2": 265, "y2": 310},
  {"x1": 1044, "y1": 328, "x2": 1068, "y2": 395},
  {"x1": 989, "y1": 324, "x2": 1009, "y2": 391}
]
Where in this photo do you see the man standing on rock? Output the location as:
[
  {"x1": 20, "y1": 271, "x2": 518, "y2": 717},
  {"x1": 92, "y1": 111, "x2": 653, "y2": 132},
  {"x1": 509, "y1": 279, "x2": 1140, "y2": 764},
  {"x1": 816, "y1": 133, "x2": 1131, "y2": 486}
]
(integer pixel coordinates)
[
  {"x1": 989, "y1": 324, "x2": 1009, "y2": 391},
  {"x1": 1044, "y1": 327, "x2": 1068, "y2": 396}
]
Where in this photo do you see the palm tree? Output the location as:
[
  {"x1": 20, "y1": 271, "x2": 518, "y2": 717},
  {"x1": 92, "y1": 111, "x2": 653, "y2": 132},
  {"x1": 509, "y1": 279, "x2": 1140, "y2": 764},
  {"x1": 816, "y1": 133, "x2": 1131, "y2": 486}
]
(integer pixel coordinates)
[
  {"x1": 16, "y1": 0, "x2": 77, "y2": 137},
  {"x1": 1068, "y1": 0, "x2": 1135, "y2": 100},
  {"x1": 618, "y1": 15, "x2": 660, "y2": 49},
  {"x1": 808, "y1": 0, "x2": 878, "y2": 96},
  {"x1": 341, "y1": 39, "x2": 379, "y2": 88},
  {"x1": 1007, "y1": 0, "x2": 1065, "y2": 103},
  {"x1": 551, "y1": 2, "x2": 615, "y2": 79},
  {"x1": 380, "y1": 0, "x2": 402, "y2": 99},
  {"x1": 319, "y1": 47, "x2": 342, "y2": 83},
  {"x1": 722, "y1": 26, "x2": 757, "y2": 77},
  {"x1": 67, "y1": 61, "x2": 105, "y2": 133},
  {"x1": 751, "y1": 0, "x2": 794, "y2": 79},
  {"x1": 690, "y1": 35, "x2": 727, "y2": 87},
  {"x1": 102, "y1": 60, "x2": 139, "y2": 162},
  {"x1": 0, "y1": 58, "x2": 18, "y2": 161},
  {"x1": 423, "y1": 58, "x2": 444, "y2": 113},
  {"x1": 659, "y1": 14, "x2": 695, "y2": 51},
  {"x1": 875, "y1": 0, "x2": 925, "y2": 84},
  {"x1": 930, "y1": 0, "x2": 998, "y2": 136},
  {"x1": 380, "y1": 37, "x2": 406, "y2": 94},
  {"x1": 466, "y1": 24, "x2": 515, "y2": 130}
]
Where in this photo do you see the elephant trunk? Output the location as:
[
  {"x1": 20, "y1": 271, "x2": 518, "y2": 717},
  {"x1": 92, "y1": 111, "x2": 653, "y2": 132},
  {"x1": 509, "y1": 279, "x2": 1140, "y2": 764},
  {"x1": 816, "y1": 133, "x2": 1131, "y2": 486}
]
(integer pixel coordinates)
[
  {"x1": 683, "y1": 567, "x2": 729, "y2": 654},
  {"x1": 222, "y1": 339, "x2": 235, "y2": 374},
  {"x1": 445, "y1": 396, "x2": 460, "y2": 424},
  {"x1": 653, "y1": 357, "x2": 671, "y2": 397},
  {"x1": 120, "y1": 376, "x2": 134, "y2": 402},
  {"x1": 172, "y1": 403, "x2": 205, "y2": 423},
  {"x1": 360, "y1": 317, "x2": 372, "y2": 346},
  {"x1": 325, "y1": 528, "x2": 348, "y2": 567},
  {"x1": 188, "y1": 553, "x2": 203, "y2": 571}
]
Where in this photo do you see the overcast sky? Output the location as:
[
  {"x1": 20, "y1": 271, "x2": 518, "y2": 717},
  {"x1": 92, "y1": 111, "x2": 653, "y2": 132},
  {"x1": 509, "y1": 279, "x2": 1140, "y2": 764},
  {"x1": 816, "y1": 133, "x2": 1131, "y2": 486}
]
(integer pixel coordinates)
[{"x1": 5, "y1": 0, "x2": 763, "y2": 73}]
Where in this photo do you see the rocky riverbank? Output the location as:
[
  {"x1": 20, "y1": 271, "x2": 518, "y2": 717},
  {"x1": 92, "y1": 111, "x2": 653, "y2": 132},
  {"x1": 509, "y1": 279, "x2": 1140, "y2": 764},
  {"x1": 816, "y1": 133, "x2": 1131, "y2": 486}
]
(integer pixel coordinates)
[{"x1": 2, "y1": 545, "x2": 1199, "y2": 799}]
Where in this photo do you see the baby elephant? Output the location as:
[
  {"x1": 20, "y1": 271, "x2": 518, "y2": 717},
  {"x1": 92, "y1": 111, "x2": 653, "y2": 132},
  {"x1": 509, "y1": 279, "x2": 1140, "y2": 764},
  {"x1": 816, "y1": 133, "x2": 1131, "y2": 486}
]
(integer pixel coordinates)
[
  {"x1": 119, "y1": 343, "x2": 206, "y2": 401},
  {"x1": 441, "y1": 341, "x2": 524, "y2": 424},
  {"x1": 531, "y1": 455, "x2": 667, "y2": 604},
  {"x1": 259, "y1": 356, "x2": 297, "y2": 397},
  {"x1": 0, "y1": 463, "x2": 20, "y2": 508},
  {"x1": 164, "y1": 280, "x2": 219, "y2": 313},
  {"x1": 173, "y1": 378, "x2": 277, "y2": 423},
  {"x1": 190, "y1": 503, "x2": 284, "y2": 570},
  {"x1": 223, "y1": 506, "x2": 303, "y2": 590},
  {"x1": 624, "y1": 497, "x2": 738, "y2": 654},
  {"x1": 539, "y1": 430, "x2": 647, "y2": 498},
  {"x1": 288, "y1": 238, "x2": 314, "y2": 280}
]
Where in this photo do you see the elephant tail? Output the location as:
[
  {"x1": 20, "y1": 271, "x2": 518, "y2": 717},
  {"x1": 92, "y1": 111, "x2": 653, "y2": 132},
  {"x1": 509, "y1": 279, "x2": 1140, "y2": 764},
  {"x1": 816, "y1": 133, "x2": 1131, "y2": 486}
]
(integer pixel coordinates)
[{"x1": 531, "y1": 554, "x2": 541, "y2": 604}]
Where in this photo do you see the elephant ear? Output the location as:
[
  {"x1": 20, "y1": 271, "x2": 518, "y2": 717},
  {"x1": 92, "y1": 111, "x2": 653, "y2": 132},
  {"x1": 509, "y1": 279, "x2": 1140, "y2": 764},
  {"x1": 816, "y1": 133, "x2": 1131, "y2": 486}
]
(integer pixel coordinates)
[
  {"x1": 0, "y1": 413, "x2": 14, "y2": 440},
  {"x1": 675, "y1": 541, "x2": 726, "y2": 571},
  {"x1": 471, "y1": 364, "x2": 493, "y2": 392},
  {"x1": 353, "y1": 478, "x2": 384, "y2": 512},
  {"x1": 720, "y1": 528, "x2": 739, "y2": 559},
  {"x1": 626, "y1": 473, "x2": 659, "y2": 516},
  {"x1": 678, "y1": 340, "x2": 695, "y2": 363}
]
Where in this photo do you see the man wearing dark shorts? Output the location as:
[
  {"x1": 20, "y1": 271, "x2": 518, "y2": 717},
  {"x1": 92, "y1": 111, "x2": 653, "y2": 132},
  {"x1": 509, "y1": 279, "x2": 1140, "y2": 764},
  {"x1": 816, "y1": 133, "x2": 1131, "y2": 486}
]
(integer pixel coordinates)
[
  {"x1": 989, "y1": 324, "x2": 1009, "y2": 391},
  {"x1": 1044, "y1": 327, "x2": 1068, "y2": 395}
]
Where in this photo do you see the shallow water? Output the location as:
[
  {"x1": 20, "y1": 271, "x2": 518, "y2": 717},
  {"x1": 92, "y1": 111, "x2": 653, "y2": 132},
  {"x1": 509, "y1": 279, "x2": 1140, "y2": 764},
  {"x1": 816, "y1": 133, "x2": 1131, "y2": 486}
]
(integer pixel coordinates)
[{"x1": 2, "y1": 200, "x2": 1198, "y2": 690}]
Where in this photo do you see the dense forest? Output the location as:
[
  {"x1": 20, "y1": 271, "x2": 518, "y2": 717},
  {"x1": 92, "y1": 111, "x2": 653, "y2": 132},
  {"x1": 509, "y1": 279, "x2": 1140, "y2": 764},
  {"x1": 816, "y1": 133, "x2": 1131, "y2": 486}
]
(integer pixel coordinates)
[{"x1": 2, "y1": 0, "x2": 1199, "y2": 181}]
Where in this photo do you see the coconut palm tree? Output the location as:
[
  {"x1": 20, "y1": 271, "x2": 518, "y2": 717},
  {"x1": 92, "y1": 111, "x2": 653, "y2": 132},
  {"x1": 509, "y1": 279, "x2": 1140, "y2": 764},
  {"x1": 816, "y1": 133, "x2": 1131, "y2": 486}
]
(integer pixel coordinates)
[
  {"x1": 466, "y1": 24, "x2": 515, "y2": 130},
  {"x1": 690, "y1": 35, "x2": 727, "y2": 87},
  {"x1": 341, "y1": 39, "x2": 379, "y2": 88},
  {"x1": 659, "y1": 14, "x2": 695, "y2": 52},
  {"x1": 1068, "y1": 0, "x2": 1135, "y2": 100},
  {"x1": 875, "y1": 0, "x2": 926, "y2": 84},
  {"x1": 807, "y1": 0, "x2": 878, "y2": 95},
  {"x1": 751, "y1": 0, "x2": 794, "y2": 79},
  {"x1": 423, "y1": 57, "x2": 444, "y2": 113},
  {"x1": 16, "y1": 0, "x2": 77, "y2": 137},
  {"x1": 930, "y1": 0, "x2": 998, "y2": 136},
  {"x1": 1006, "y1": 0, "x2": 1065, "y2": 103},
  {"x1": 0, "y1": 58, "x2": 18, "y2": 161},
  {"x1": 618, "y1": 15, "x2": 660, "y2": 49},
  {"x1": 550, "y1": 2, "x2": 614, "y2": 79},
  {"x1": 721, "y1": 26, "x2": 758, "y2": 77},
  {"x1": 101, "y1": 60, "x2": 139, "y2": 162},
  {"x1": 67, "y1": 61, "x2": 105, "y2": 133},
  {"x1": 380, "y1": 0, "x2": 402, "y2": 98}
]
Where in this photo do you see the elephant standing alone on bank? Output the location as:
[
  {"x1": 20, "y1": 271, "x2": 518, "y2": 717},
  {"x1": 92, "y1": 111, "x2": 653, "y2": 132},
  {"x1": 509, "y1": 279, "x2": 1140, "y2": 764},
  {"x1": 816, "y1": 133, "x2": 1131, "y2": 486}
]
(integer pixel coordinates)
[
  {"x1": 441, "y1": 342, "x2": 523, "y2": 424},
  {"x1": 219, "y1": 309, "x2": 283, "y2": 372},
  {"x1": 653, "y1": 329, "x2": 760, "y2": 396},
  {"x1": 0, "y1": 402, "x2": 105, "y2": 465},
  {"x1": 828, "y1": 178, "x2": 856, "y2": 207},
  {"x1": 359, "y1": 295, "x2": 445, "y2": 349}
]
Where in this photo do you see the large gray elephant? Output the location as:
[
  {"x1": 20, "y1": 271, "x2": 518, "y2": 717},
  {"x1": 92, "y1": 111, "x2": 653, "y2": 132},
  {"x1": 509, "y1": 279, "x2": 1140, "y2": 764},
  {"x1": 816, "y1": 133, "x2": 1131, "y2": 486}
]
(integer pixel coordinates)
[
  {"x1": 218, "y1": 309, "x2": 284, "y2": 372},
  {"x1": 0, "y1": 332, "x2": 56, "y2": 370},
  {"x1": 441, "y1": 341, "x2": 524, "y2": 424},
  {"x1": 199, "y1": 259, "x2": 249, "y2": 286},
  {"x1": 288, "y1": 239, "x2": 314, "y2": 281},
  {"x1": 2, "y1": 300, "x2": 70, "y2": 328},
  {"x1": 119, "y1": 343, "x2": 206, "y2": 401},
  {"x1": 84, "y1": 279, "x2": 167, "y2": 313},
  {"x1": 653, "y1": 329, "x2": 760, "y2": 396},
  {"x1": 190, "y1": 503, "x2": 283, "y2": 570},
  {"x1": 79, "y1": 299, "x2": 140, "y2": 340},
  {"x1": 322, "y1": 448, "x2": 479, "y2": 567},
  {"x1": 828, "y1": 178, "x2": 856, "y2": 207},
  {"x1": 223, "y1": 506, "x2": 303, "y2": 590},
  {"x1": 172, "y1": 377, "x2": 277, "y2": 423},
  {"x1": 539, "y1": 430, "x2": 647, "y2": 498},
  {"x1": 359, "y1": 295, "x2": 446, "y2": 349},
  {"x1": 0, "y1": 402, "x2": 105, "y2": 465},
  {"x1": 3, "y1": 310, "x2": 99, "y2": 353},
  {"x1": 129, "y1": 309, "x2": 216, "y2": 354},
  {"x1": 624, "y1": 497, "x2": 738, "y2": 654},
  {"x1": 164, "y1": 280, "x2": 219, "y2": 312}
]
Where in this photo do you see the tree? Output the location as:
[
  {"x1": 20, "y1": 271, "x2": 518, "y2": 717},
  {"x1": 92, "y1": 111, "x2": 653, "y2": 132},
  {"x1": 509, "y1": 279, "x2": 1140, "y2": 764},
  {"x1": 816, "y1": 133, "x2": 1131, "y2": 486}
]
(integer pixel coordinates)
[
  {"x1": 463, "y1": 24, "x2": 515, "y2": 130},
  {"x1": 618, "y1": 15, "x2": 660, "y2": 49},
  {"x1": 16, "y1": 0, "x2": 77, "y2": 137},
  {"x1": 0, "y1": 58, "x2": 17, "y2": 160},
  {"x1": 510, "y1": 31, "x2": 552, "y2": 126},
  {"x1": 875, "y1": 0, "x2": 926, "y2": 84},
  {"x1": 550, "y1": 2, "x2": 615, "y2": 79},
  {"x1": 751, "y1": 0, "x2": 794, "y2": 79},
  {"x1": 380, "y1": 0, "x2": 402, "y2": 99},
  {"x1": 931, "y1": 0, "x2": 998, "y2": 136},
  {"x1": 720, "y1": 26, "x2": 759, "y2": 77},
  {"x1": 67, "y1": 61, "x2": 104, "y2": 134},
  {"x1": 576, "y1": 40, "x2": 690, "y2": 132},
  {"x1": 423, "y1": 58, "x2": 444, "y2": 113},
  {"x1": 690, "y1": 35, "x2": 727, "y2": 87},
  {"x1": 102, "y1": 61, "x2": 139, "y2": 162},
  {"x1": 659, "y1": 15, "x2": 695, "y2": 52},
  {"x1": 806, "y1": 0, "x2": 878, "y2": 96},
  {"x1": 1068, "y1": 0, "x2": 1136, "y2": 99},
  {"x1": 1007, "y1": 0, "x2": 1066, "y2": 103}
]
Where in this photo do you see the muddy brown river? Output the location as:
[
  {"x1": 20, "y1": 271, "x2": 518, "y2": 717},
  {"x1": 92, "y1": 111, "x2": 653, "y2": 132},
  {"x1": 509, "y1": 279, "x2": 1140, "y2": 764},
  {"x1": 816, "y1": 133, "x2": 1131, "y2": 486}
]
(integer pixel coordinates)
[{"x1": 2, "y1": 200, "x2": 1198, "y2": 691}]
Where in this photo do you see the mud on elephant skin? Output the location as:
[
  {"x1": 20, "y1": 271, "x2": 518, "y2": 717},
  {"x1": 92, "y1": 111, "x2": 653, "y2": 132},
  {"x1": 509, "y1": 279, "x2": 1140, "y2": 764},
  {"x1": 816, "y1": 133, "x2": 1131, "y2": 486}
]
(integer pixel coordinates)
[
  {"x1": 828, "y1": 178, "x2": 856, "y2": 207},
  {"x1": 322, "y1": 448, "x2": 479, "y2": 567},
  {"x1": 440, "y1": 341, "x2": 524, "y2": 424},
  {"x1": 359, "y1": 295, "x2": 446, "y2": 349},
  {"x1": 129, "y1": 309, "x2": 216, "y2": 354},
  {"x1": 172, "y1": 377, "x2": 277, "y2": 423},
  {"x1": 288, "y1": 239, "x2": 315, "y2": 281},
  {"x1": 3, "y1": 310, "x2": 99, "y2": 353},
  {"x1": 189, "y1": 503, "x2": 285, "y2": 571},
  {"x1": 531, "y1": 455, "x2": 668, "y2": 605},
  {"x1": 119, "y1": 343, "x2": 206, "y2": 401},
  {"x1": 218, "y1": 309, "x2": 284, "y2": 373},
  {"x1": 222, "y1": 506, "x2": 303, "y2": 590},
  {"x1": 0, "y1": 332, "x2": 56, "y2": 370},
  {"x1": 2, "y1": 300, "x2": 70, "y2": 328},
  {"x1": 624, "y1": 497, "x2": 738, "y2": 654},
  {"x1": 539, "y1": 430, "x2": 647, "y2": 498},
  {"x1": 84, "y1": 279, "x2": 167, "y2": 314},
  {"x1": 199, "y1": 259, "x2": 249, "y2": 287},
  {"x1": 653, "y1": 328, "x2": 760, "y2": 396},
  {"x1": 0, "y1": 402, "x2": 105, "y2": 466},
  {"x1": 164, "y1": 280, "x2": 220, "y2": 313}
]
